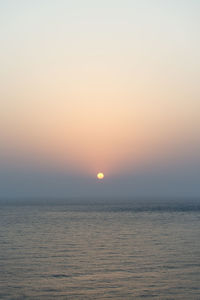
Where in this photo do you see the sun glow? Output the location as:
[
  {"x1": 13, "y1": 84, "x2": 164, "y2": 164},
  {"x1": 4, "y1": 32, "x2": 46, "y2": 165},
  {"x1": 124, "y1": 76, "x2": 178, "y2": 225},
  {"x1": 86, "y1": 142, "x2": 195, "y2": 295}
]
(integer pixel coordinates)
[{"x1": 97, "y1": 172, "x2": 104, "y2": 180}]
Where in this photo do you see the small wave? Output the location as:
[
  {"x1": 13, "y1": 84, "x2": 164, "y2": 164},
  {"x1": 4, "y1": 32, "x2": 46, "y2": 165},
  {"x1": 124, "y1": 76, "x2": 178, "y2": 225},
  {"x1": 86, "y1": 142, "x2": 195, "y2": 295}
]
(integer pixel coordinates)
[{"x1": 51, "y1": 274, "x2": 70, "y2": 278}]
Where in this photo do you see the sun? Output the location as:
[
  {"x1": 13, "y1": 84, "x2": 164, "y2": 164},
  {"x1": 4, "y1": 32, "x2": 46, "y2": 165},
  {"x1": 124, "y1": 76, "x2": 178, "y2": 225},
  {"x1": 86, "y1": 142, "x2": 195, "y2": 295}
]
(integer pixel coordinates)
[{"x1": 97, "y1": 172, "x2": 104, "y2": 180}]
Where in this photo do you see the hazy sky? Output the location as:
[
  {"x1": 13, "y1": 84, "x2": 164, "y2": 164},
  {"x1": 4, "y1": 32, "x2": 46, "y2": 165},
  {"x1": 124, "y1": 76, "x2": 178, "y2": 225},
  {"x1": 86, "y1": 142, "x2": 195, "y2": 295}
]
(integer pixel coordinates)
[{"x1": 0, "y1": 0, "x2": 200, "y2": 198}]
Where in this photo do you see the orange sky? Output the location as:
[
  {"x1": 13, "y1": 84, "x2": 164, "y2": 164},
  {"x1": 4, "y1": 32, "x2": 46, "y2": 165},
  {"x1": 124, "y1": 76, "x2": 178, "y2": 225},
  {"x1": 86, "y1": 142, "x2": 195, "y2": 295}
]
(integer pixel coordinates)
[{"x1": 0, "y1": 0, "x2": 200, "y2": 179}]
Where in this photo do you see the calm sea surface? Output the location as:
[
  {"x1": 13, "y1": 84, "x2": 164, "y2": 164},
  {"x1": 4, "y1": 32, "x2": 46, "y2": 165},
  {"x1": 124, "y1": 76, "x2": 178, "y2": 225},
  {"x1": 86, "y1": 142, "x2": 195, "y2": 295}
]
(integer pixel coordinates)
[{"x1": 0, "y1": 200, "x2": 200, "y2": 299}]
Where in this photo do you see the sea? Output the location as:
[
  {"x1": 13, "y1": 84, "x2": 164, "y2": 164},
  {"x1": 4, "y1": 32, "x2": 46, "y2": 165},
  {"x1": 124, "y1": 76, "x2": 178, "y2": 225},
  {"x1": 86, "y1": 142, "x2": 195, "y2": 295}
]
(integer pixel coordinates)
[{"x1": 0, "y1": 199, "x2": 200, "y2": 299}]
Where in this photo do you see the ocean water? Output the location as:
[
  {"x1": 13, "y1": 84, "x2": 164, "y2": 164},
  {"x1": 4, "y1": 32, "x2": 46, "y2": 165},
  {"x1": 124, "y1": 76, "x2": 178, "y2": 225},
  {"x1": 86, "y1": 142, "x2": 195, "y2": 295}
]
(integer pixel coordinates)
[{"x1": 0, "y1": 200, "x2": 200, "y2": 299}]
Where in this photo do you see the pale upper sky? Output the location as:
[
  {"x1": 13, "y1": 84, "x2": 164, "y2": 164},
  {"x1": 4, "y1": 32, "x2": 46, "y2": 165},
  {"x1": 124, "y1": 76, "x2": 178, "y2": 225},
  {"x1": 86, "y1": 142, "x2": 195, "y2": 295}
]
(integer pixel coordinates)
[{"x1": 0, "y1": 0, "x2": 200, "y2": 198}]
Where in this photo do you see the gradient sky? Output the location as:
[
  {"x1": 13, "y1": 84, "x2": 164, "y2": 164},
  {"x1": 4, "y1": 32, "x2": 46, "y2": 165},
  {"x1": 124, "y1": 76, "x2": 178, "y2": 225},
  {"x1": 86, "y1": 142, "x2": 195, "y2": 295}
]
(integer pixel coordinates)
[{"x1": 0, "y1": 0, "x2": 200, "y2": 198}]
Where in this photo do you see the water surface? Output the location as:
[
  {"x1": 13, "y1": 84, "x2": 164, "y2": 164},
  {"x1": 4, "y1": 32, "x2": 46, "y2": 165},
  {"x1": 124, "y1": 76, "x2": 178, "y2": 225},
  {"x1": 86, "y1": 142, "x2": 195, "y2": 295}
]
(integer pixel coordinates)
[{"x1": 0, "y1": 200, "x2": 200, "y2": 299}]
